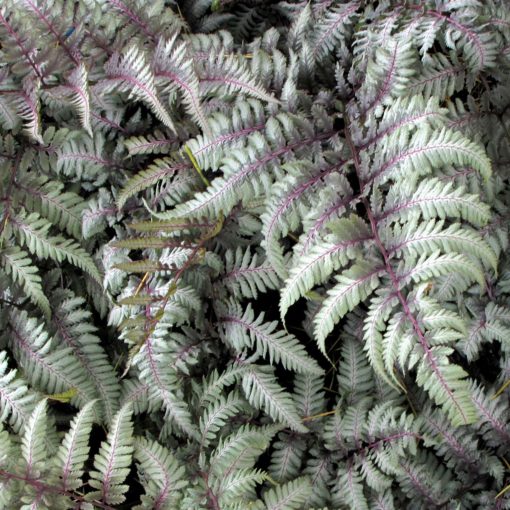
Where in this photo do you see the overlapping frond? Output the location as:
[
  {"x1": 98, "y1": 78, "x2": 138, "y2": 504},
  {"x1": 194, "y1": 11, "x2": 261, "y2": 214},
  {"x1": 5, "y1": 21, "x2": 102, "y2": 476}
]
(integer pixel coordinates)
[
  {"x1": 133, "y1": 437, "x2": 187, "y2": 510},
  {"x1": 133, "y1": 338, "x2": 198, "y2": 439},
  {"x1": 103, "y1": 45, "x2": 176, "y2": 133},
  {"x1": 11, "y1": 209, "x2": 101, "y2": 283},
  {"x1": 117, "y1": 157, "x2": 189, "y2": 210},
  {"x1": 221, "y1": 301, "x2": 322, "y2": 375},
  {"x1": 17, "y1": 173, "x2": 85, "y2": 239},
  {"x1": 67, "y1": 63, "x2": 93, "y2": 136},
  {"x1": 0, "y1": 246, "x2": 50, "y2": 317},
  {"x1": 220, "y1": 247, "x2": 279, "y2": 299},
  {"x1": 52, "y1": 296, "x2": 121, "y2": 424},
  {"x1": 0, "y1": 350, "x2": 36, "y2": 434},
  {"x1": 242, "y1": 365, "x2": 308, "y2": 433},
  {"x1": 9, "y1": 310, "x2": 98, "y2": 409},
  {"x1": 200, "y1": 51, "x2": 280, "y2": 105}
]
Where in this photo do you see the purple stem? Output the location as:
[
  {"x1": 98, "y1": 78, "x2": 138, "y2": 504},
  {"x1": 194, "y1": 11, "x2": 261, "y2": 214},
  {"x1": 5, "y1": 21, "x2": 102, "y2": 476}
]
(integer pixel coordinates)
[{"x1": 345, "y1": 117, "x2": 469, "y2": 425}]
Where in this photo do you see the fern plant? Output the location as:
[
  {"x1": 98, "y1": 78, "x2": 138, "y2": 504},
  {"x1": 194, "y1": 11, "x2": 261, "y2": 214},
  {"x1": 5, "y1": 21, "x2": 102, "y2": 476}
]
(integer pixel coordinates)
[{"x1": 1, "y1": 0, "x2": 510, "y2": 509}]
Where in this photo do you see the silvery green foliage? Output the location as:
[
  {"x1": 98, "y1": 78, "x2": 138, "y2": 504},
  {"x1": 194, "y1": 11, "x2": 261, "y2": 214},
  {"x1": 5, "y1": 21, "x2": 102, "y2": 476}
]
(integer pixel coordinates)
[{"x1": 1, "y1": 0, "x2": 510, "y2": 508}]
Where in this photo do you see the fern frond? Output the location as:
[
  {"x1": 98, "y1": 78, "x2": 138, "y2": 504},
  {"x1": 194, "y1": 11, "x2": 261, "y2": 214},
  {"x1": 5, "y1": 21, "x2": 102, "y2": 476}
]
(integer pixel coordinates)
[
  {"x1": 261, "y1": 159, "x2": 350, "y2": 278},
  {"x1": 301, "y1": 449, "x2": 332, "y2": 508},
  {"x1": 82, "y1": 188, "x2": 117, "y2": 240},
  {"x1": 387, "y1": 220, "x2": 497, "y2": 272},
  {"x1": 366, "y1": 127, "x2": 492, "y2": 187},
  {"x1": 197, "y1": 363, "x2": 248, "y2": 406},
  {"x1": 0, "y1": 246, "x2": 51, "y2": 317},
  {"x1": 381, "y1": 177, "x2": 491, "y2": 228},
  {"x1": 288, "y1": 2, "x2": 312, "y2": 52},
  {"x1": 107, "y1": 0, "x2": 156, "y2": 41},
  {"x1": 124, "y1": 131, "x2": 176, "y2": 156},
  {"x1": 12, "y1": 210, "x2": 101, "y2": 283},
  {"x1": 293, "y1": 372, "x2": 326, "y2": 418},
  {"x1": 21, "y1": 399, "x2": 49, "y2": 477},
  {"x1": 221, "y1": 247, "x2": 279, "y2": 299},
  {"x1": 422, "y1": 407, "x2": 503, "y2": 483},
  {"x1": 67, "y1": 63, "x2": 92, "y2": 136},
  {"x1": 361, "y1": 95, "x2": 446, "y2": 151},
  {"x1": 263, "y1": 476, "x2": 312, "y2": 510},
  {"x1": 409, "y1": 53, "x2": 465, "y2": 99},
  {"x1": 461, "y1": 302, "x2": 510, "y2": 361},
  {"x1": 397, "y1": 450, "x2": 458, "y2": 506},
  {"x1": 187, "y1": 99, "x2": 266, "y2": 172},
  {"x1": 120, "y1": 379, "x2": 150, "y2": 415},
  {"x1": 0, "y1": 350, "x2": 36, "y2": 434},
  {"x1": 269, "y1": 433, "x2": 307, "y2": 482},
  {"x1": 155, "y1": 35, "x2": 210, "y2": 136},
  {"x1": 363, "y1": 292, "x2": 401, "y2": 390},
  {"x1": 0, "y1": 425, "x2": 18, "y2": 508},
  {"x1": 413, "y1": 346, "x2": 477, "y2": 426},
  {"x1": 54, "y1": 400, "x2": 97, "y2": 491},
  {"x1": 174, "y1": 120, "x2": 329, "y2": 219},
  {"x1": 134, "y1": 437, "x2": 187, "y2": 510},
  {"x1": 103, "y1": 45, "x2": 176, "y2": 132},
  {"x1": 9, "y1": 310, "x2": 98, "y2": 409},
  {"x1": 280, "y1": 215, "x2": 371, "y2": 321},
  {"x1": 57, "y1": 132, "x2": 113, "y2": 180},
  {"x1": 311, "y1": 1, "x2": 359, "y2": 60},
  {"x1": 0, "y1": 94, "x2": 19, "y2": 130},
  {"x1": 215, "y1": 467, "x2": 267, "y2": 507},
  {"x1": 470, "y1": 383, "x2": 510, "y2": 452},
  {"x1": 52, "y1": 296, "x2": 121, "y2": 424},
  {"x1": 201, "y1": 51, "x2": 280, "y2": 104},
  {"x1": 337, "y1": 336, "x2": 374, "y2": 402},
  {"x1": 18, "y1": 174, "x2": 85, "y2": 239},
  {"x1": 87, "y1": 404, "x2": 134, "y2": 506},
  {"x1": 333, "y1": 464, "x2": 368, "y2": 510},
  {"x1": 199, "y1": 391, "x2": 246, "y2": 447},
  {"x1": 13, "y1": 77, "x2": 44, "y2": 144},
  {"x1": 133, "y1": 338, "x2": 198, "y2": 439},
  {"x1": 221, "y1": 302, "x2": 323, "y2": 375},
  {"x1": 399, "y1": 251, "x2": 485, "y2": 290},
  {"x1": 242, "y1": 365, "x2": 308, "y2": 433},
  {"x1": 0, "y1": 7, "x2": 46, "y2": 81},
  {"x1": 314, "y1": 260, "x2": 384, "y2": 353},
  {"x1": 439, "y1": 8, "x2": 498, "y2": 72},
  {"x1": 21, "y1": 0, "x2": 79, "y2": 66},
  {"x1": 117, "y1": 157, "x2": 189, "y2": 210},
  {"x1": 209, "y1": 424, "x2": 277, "y2": 478},
  {"x1": 360, "y1": 38, "x2": 416, "y2": 114},
  {"x1": 171, "y1": 137, "x2": 268, "y2": 219}
]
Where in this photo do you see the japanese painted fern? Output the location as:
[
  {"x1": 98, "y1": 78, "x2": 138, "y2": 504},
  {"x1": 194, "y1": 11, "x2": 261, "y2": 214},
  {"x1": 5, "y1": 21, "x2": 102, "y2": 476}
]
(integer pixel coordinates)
[{"x1": 1, "y1": 0, "x2": 510, "y2": 509}]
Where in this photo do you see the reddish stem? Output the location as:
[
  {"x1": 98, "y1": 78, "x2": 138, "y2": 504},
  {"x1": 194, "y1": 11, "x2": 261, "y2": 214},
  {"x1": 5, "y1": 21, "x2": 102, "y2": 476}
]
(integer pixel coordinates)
[
  {"x1": 344, "y1": 116, "x2": 468, "y2": 424},
  {"x1": 0, "y1": 469, "x2": 116, "y2": 510}
]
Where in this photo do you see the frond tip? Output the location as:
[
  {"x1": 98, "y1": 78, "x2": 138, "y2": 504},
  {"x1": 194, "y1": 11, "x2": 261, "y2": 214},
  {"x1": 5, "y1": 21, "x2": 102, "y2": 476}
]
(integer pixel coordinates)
[
  {"x1": 222, "y1": 302, "x2": 323, "y2": 375},
  {"x1": 242, "y1": 365, "x2": 308, "y2": 433},
  {"x1": 104, "y1": 45, "x2": 176, "y2": 133}
]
